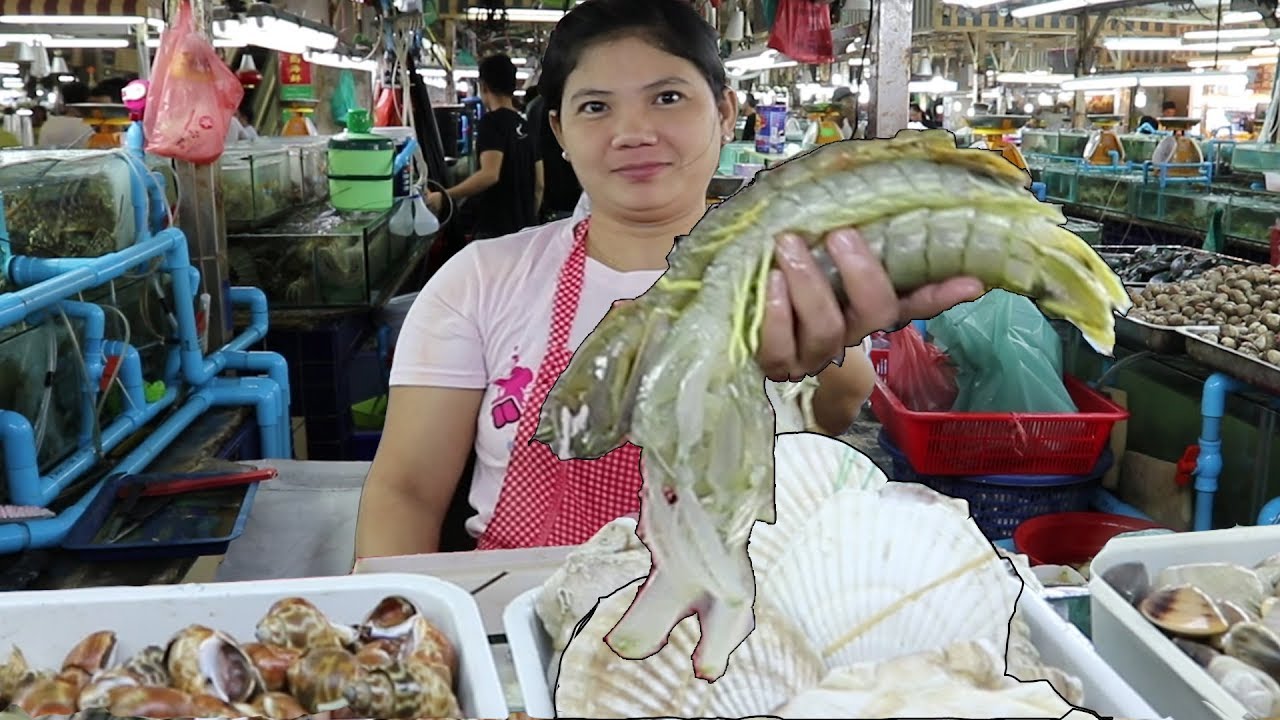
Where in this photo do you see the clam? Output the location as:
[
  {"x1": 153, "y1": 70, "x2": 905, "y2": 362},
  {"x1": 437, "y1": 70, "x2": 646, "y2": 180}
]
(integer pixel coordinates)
[
  {"x1": 1101, "y1": 562, "x2": 1151, "y2": 606},
  {"x1": 1254, "y1": 552, "x2": 1280, "y2": 591},
  {"x1": 1223, "y1": 622, "x2": 1280, "y2": 680},
  {"x1": 286, "y1": 646, "x2": 363, "y2": 713},
  {"x1": 105, "y1": 685, "x2": 195, "y2": 718},
  {"x1": 1157, "y1": 562, "x2": 1268, "y2": 614},
  {"x1": 164, "y1": 624, "x2": 262, "y2": 704},
  {"x1": 1174, "y1": 638, "x2": 1280, "y2": 718},
  {"x1": 1220, "y1": 600, "x2": 1260, "y2": 627},
  {"x1": 61, "y1": 630, "x2": 118, "y2": 680},
  {"x1": 123, "y1": 645, "x2": 170, "y2": 686},
  {"x1": 343, "y1": 657, "x2": 461, "y2": 719},
  {"x1": 77, "y1": 668, "x2": 140, "y2": 710},
  {"x1": 242, "y1": 642, "x2": 302, "y2": 693},
  {"x1": 256, "y1": 597, "x2": 358, "y2": 651},
  {"x1": 1139, "y1": 585, "x2": 1230, "y2": 638},
  {"x1": 555, "y1": 579, "x2": 823, "y2": 717}
]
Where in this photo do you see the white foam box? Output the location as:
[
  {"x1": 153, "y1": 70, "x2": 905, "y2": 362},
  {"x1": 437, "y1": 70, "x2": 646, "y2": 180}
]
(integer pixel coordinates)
[
  {"x1": 502, "y1": 585, "x2": 1162, "y2": 720},
  {"x1": 0, "y1": 573, "x2": 509, "y2": 719},
  {"x1": 1090, "y1": 524, "x2": 1280, "y2": 720}
]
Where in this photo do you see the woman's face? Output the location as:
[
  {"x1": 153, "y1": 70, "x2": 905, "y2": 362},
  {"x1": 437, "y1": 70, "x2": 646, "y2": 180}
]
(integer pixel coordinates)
[{"x1": 551, "y1": 36, "x2": 735, "y2": 223}]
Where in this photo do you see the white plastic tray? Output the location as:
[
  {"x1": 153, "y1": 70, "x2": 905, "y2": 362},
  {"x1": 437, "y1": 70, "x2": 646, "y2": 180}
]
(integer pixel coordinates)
[
  {"x1": 0, "y1": 573, "x2": 509, "y2": 719},
  {"x1": 502, "y1": 585, "x2": 1162, "y2": 719},
  {"x1": 1090, "y1": 524, "x2": 1280, "y2": 720}
]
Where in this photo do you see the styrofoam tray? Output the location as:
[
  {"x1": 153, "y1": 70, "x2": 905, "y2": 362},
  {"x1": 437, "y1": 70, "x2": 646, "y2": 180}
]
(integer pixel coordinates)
[
  {"x1": 502, "y1": 585, "x2": 1162, "y2": 719},
  {"x1": 0, "y1": 573, "x2": 509, "y2": 719},
  {"x1": 1090, "y1": 524, "x2": 1280, "y2": 720}
]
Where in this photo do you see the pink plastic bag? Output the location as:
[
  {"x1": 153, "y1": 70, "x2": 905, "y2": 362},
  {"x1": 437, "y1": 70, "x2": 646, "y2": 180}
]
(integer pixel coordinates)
[
  {"x1": 886, "y1": 325, "x2": 959, "y2": 413},
  {"x1": 767, "y1": 0, "x2": 835, "y2": 65},
  {"x1": 144, "y1": 0, "x2": 243, "y2": 165}
]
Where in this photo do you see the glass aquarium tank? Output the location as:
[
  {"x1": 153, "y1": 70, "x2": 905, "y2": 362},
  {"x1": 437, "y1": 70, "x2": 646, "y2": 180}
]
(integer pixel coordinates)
[
  {"x1": 222, "y1": 142, "x2": 290, "y2": 231},
  {"x1": 1040, "y1": 160, "x2": 1079, "y2": 204},
  {"x1": 1120, "y1": 134, "x2": 1160, "y2": 164},
  {"x1": 1064, "y1": 218, "x2": 1103, "y2": 246},
  {"x1": 226, "y1": 204, "x2": 396, "y2": 308},
  {"x1": 1075, "y1": 169, "x2": 1142, "y2": 213},
  {"x1": 1230, "y1": 142, "x2": 1280, "y2": 173},
  {"x1": 1132, "y1": 184, "x2": 1228, "y2": 232},
  {"x1": 1225, "y1": 192, "x2": 1280, "y2": 247},
  {"x1": 1057, "y1": 131, "x2": 1091, "y2": 160},
  {"x1": 268, "y1": 136, "x2": 330, "y2": 205},
  {"x1": 1020, "y1": 129, "x2": 1059, "y2": 156},
  {"x1": 0, "y1": 150, "x2": 147, "y2": 293}
]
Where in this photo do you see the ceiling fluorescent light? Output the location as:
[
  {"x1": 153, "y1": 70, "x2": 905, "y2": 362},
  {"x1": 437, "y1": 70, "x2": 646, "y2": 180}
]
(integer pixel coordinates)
[
  {"x1": 1137, "y1": 70, "x2": 1247, "y2": 87},
  {"x1": 1104, "y1": 37, "x2": 1185, "y2": 51},
  {"x1": 1012, "y1": 0, "x2": 1119, "y2": 19},
  {"x1": 1254, "y1": 46, "x2": 1280, "y2": 56},
  {"x1": 1184, "y1": 27, "x2": 1276, "y2": 41},
  {"x1": 0, "y1": 33, "x2": 51, "y2": 43},
  {"x1": 42, "y1": 38, "x2": 130, "y2": 49},
  {"x1": 1222, "y1": 10, "x2": 1263, "y2": 23},
  {"x1": 1060, "y1": 74, "x2": 1137, "y2": 90},
  {"x1": 464, "y1": 8, "x2": 565, "y2": 23},
  {"x1": 304, "y1": 51, "x2": 377, "y2": 73},
  {"x1": 996, "y1": 71, "x2": 1073, "y2": 84},
  {"x1": 909, "y1": 77, "x2": 958, "y2": 93},
  {"x1": 0, "y1": 14, "x2": 149, "y2": 24},
  {"x1": 941, "y1": 0, "x2": 1008, "y2": 7}
]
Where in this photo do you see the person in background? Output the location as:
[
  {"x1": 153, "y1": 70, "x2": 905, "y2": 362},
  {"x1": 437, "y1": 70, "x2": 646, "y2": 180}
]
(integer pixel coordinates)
[
  {"x1": 38, "y1": 81, "x2": 93, "y2": 148},
  {"x1": 355, "y1": 0, "x2": 980, "y2": 557},
  {"x1": 908, "y1": 105, "x2": 927, "y2": 130},
  {"x1": 527, "y1": 76, "x2": 583, "y2": 224},
  {"x1": 427, "y1": 53, "x2": 538, "y2": 240},
  {"x1": 740, "y1": 92, "x2": 758, "y2": 142},
  {"x1": 1161, "y1": 100, "x2": 1178, "y2": 118},
  {"x1": 226, "y1": 108, "x2": 259, "y2": 144},
  {"x1": 830, "y1": 86, "x2": 858, "y2": 139},
  {"x1": 1137, "y1": 115, "x2": 1160, "y2": 134}
]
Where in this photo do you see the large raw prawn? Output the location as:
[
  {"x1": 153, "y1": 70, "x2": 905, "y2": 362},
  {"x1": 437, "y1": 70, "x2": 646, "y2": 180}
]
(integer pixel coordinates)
[{"x1": 534, "y1": 129, "x2": 1131, "y2": 682}]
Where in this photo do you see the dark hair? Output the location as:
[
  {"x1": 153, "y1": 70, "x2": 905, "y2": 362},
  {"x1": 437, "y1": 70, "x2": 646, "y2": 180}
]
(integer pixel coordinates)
[
  {"x1": 1161, "y1": 100, "x2": 1177, "y2": 111},
  {"x1": 92, "y1": 77, "x2": 129, "y2": 103},
  {"x1": 478, "y1": 54, "x2": 518, "y2": 97},
  {"x1": 538, "y1": 0, "x2": 727, "y2": 114},
  {"x1": 744, "y1": 92, "x2": 757, "y2": 109},
  {"x1": 60, "y1": 81, "x2": 90, "y2": 105}
]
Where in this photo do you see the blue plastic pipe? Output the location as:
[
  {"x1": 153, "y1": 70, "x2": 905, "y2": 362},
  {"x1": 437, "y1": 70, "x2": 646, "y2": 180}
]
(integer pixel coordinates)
[
  {"x1": 220, "y1": 351, "x2": 291, "y2": 453},
  {"x1": 0, "y1": 375, "x2": 288, "y2": 553},
  {"x1": 1258, "y1": 497, "x2": 1280, "y2": 526},
  {"x1": 1193, "y1": 372, "x2": 1245, "y2": 531},
  {"x1": 224, "y1": 286, "x2": 271, "y2": 352},
  {"x1": 26, "y1": 300, "x2": 106, "y2": 446}
]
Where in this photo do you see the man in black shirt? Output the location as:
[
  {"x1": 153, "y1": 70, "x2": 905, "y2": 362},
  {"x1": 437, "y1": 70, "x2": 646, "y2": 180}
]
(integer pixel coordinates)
[{"x1": 428, "y1": 54, "x2": 537, "y2": 239}]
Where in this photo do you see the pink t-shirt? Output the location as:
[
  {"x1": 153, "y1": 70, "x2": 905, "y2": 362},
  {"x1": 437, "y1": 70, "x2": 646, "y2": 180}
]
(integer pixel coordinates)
[{"x1": 390, "y1": 215, "x2": 873, "y2": 537}]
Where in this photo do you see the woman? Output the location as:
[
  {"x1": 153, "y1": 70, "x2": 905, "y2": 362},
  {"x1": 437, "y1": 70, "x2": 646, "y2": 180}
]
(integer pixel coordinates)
[{"x1": 355, "y1": 0, "x2": 982, "y2": 557}]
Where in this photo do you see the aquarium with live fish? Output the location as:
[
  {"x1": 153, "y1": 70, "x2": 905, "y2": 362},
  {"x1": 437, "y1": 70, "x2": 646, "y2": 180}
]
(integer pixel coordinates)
[
  {"x1": 1225, "y1": 192, "x2": 1280, "y2": 248},
  {"x1": 260, "y1": 136, "x2": 330, "y2": 205},
  {"x1": 1132, "y1": 184, "x2": 1228, "y2": 232},
  {"x1": 1057, "y1": 131, "x2": 1091, "y2": 160},
  {"x1": 0, "y1": 150, "x2": 145, "y2": 294},
  {"x1": 227, "y1": 204, "x2": 398, "y2": 309},
  {"x1": 1075, "y1": 169, "x2": 1142, "y2": 214},
  {"x1": 1119, "y1": 134, "x2": 1160, "y2": 164},
  {"x1": 1039, "y1": 159, "x2": 1080, "y2": 204},
  {"x1": 1229, "y1": 142, "x2": 1280, "y2": 174},
  {"x1": 1019, "y1": 128, "x2": 1059, "y2": 157},
  {"x1": 0, "y1": 275, "x2": 168, "y2": 502},
  {"x1": 222, "y1": 142, "x2": 290, "y2": 231}
]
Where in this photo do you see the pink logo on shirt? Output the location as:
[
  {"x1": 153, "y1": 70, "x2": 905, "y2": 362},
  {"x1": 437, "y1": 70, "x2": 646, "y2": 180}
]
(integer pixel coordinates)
[{"x1": 491, "y1": 355, "x2": 534, "y2": 429}]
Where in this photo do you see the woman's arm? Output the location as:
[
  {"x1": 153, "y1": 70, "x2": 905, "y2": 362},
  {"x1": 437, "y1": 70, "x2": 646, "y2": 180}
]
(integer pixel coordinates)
[
  {"x1": 355, "y1": 386, "x2": 484, "y2": 559},
  {"x1": 810, "y1": 347, "x2": 877, "y2": 436}
]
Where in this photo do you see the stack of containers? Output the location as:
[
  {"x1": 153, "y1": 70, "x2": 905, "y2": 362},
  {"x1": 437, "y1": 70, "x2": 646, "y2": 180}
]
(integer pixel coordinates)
[{"x1": 871, "y1": 361, "x2": 1129, "y2": 541}]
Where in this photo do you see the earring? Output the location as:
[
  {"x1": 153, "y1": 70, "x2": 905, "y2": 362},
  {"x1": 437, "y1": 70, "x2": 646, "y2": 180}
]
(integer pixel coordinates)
[
  {"x1": 722, "y1": 134, "x2": 733, "y2": 142},
  {"x1": 561, "y1": 150, "x2": 569, "y2": 160}
]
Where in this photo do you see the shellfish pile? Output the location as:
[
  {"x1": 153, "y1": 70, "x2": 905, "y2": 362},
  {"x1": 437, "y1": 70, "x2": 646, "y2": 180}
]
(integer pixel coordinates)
[
  {"x1": 536, "y1": 433, "x2": 1105, "y2": 718},
  {"x1": 1103, "y1": 558, "x2": 1280, "y2": 717},
  {"x1": 0, "y1": 595, "x2": 460, "y2": 719}
]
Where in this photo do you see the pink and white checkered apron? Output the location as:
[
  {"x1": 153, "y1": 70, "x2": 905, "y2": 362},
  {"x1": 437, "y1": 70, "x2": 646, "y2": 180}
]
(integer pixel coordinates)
[{"x1": 478, "y1": 218, "x2": 644, "y2": 550}]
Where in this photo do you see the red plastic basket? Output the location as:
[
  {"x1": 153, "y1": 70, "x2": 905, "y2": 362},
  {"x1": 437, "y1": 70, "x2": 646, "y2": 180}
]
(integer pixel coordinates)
[
  {"x1": 869, "y1": 347, "x2": 889, "y2": 380},
  {"x1": 870, "y1": 374, "x2": 1128, "y2": 476}
]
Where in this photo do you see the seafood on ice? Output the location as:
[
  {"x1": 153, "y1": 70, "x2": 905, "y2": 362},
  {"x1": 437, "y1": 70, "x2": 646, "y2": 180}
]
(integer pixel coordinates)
[
  {"x1": 542, "y1": 433, "x2": 1100, "y2": 717},
  {"x1": 534, "y1": 129, "x2": 1132, "y2": 681},
  {"x1": 1103, "y1": 555, "x2": 1280, "y2": 717},
  {"x1": 0, "y1": 595, "x2": 460, "y2": 719}
]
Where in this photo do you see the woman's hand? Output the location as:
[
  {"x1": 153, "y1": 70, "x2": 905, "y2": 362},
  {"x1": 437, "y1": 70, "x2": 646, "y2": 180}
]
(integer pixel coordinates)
[
  {"x1": 756, "y1": 229, "x2": 984, "y2": 382},
  {"x1": 426, "y1": 191, "x2": 444, "y2": 214}
]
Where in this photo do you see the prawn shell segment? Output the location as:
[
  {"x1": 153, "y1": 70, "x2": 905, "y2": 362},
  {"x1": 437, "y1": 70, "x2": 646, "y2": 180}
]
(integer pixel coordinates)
[
  {"x1": 554, "y1": 580, "x2": 825, "y2": 719},
  {"x1": 762, "y1": 482, "x2": 1022, "y2": 669}
]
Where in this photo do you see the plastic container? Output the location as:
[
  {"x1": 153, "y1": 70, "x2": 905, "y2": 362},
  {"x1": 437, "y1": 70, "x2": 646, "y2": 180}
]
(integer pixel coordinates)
[
  {"x1": 371, "y1": 126, "x2": 417, "y2": 199},
  {"x1": 879, "y1": 431, "x2": 1108, "y2": 540},
  {"x1": 1014, "y1": 511, "x2": 1170, "y2": 566},
  {"x1": 870, "y1": 374, "x2": 1128, "y2": 476},
  {"x1": 1089, "y1": 525, "x2": 1280, "y2": 720},
  {"x1": 502, "y1": 585, "x2": 1162, "y2": 719},
  {"x1": 60, "y1": 472, "x2": 260, "y2": 561},
  {"x1": 222, "y1": 142, "x2": 291, "y2": 231},
  {"x1": 328, "y1": 109, "x2": 395, "y2": 212},
  {"x1": 0, "y1": 573, "x2": 509, "y2": 718}
]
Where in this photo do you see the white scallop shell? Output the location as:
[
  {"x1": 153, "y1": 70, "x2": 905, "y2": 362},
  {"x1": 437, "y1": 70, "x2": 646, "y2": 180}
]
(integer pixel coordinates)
[
  {"x1": 762, "y1": 482, "x2": 1021, "y2": 669},
  {"x1": 554, "y1": 580, "x2": 825, "y2": 718},
  {"x1": 749, "y1": 432, "x2": 889, "y2": 572}
]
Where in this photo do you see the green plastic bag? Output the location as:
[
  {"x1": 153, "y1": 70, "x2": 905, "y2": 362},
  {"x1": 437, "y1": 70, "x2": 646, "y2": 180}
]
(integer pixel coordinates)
[
  {"x1": 330, "y1": 70, "x2": 358, "y2": 126},
  {"x1": 761, "y1": 0, "x2": 779, "y2": 29},
  {"x1": 925, "y1": 289, "x2": 1078, "y2": 414}
]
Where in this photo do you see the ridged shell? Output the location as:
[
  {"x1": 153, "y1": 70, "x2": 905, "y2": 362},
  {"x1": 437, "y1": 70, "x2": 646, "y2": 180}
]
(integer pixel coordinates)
[
  {"x1": 748, "y1": 433, "x2": 888, "y2": 572},
  {"x1": 555, "y1": 580, "x2": 825, "y2": 718},
  {"x1": 763, "y1": 482, "x2": 1019, "y2": 669}
]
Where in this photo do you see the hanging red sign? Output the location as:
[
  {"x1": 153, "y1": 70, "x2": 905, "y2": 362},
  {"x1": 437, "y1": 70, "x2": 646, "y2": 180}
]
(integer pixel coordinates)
[{"x1": 279, "y1": 53, "x2": 313, "y2": 100}]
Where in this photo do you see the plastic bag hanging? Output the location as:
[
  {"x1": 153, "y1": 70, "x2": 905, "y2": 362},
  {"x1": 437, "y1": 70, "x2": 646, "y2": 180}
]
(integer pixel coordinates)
[
  {"x1": 389, "y1": 196, "x2": 415, "y2": 236},
  {"x1": 766, "y1": 0, "x2": 835, "y2": 65},
  {"x1": 412, "y1": 192, "x2": 439, "y2": 237},
  {"x1": 143, "y1": 0, "x2": 244, "y2": 164},
  {"x1": 330, "y1": 70, "x2": 358, "y2": 126}
]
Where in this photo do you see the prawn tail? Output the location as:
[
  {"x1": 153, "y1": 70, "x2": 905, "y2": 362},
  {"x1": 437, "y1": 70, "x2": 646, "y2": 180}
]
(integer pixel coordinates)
[{"x1": 1029, "y1": 230, "x2": 1127, "y2": 357}]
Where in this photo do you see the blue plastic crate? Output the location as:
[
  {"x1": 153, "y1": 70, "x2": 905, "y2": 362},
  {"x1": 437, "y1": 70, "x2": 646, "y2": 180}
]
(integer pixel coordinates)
[{"x1": 878, "y1": 430, "x2": 1110, "y2": 541}]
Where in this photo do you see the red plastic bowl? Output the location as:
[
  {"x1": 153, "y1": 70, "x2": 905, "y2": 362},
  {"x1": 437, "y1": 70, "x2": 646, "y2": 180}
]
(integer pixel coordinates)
[{"x1": 1013, "y1": 512, "x2": 1171, "y2": 566}]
